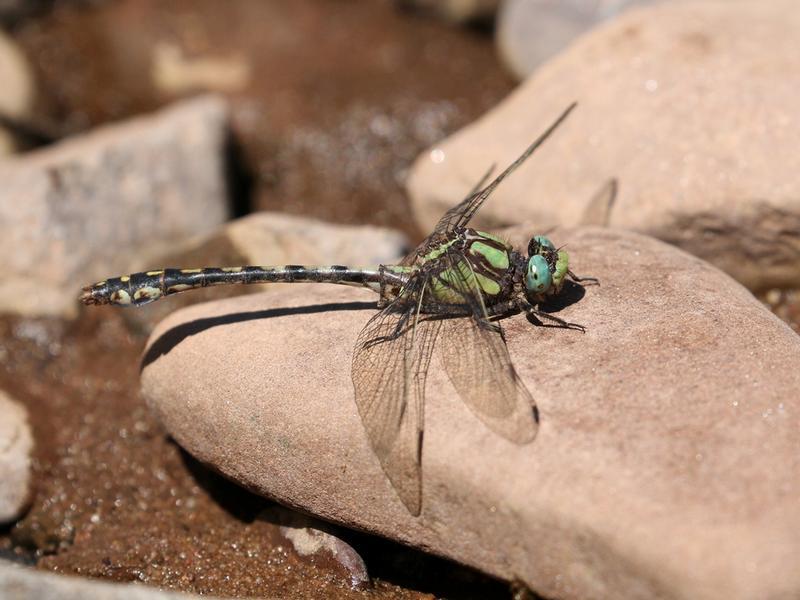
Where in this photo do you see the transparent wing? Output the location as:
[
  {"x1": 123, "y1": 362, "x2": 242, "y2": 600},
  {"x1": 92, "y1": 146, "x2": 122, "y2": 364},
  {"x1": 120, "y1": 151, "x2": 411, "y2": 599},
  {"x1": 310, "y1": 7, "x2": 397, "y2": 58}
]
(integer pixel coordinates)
[
  {"x1": 431, "y1": 103, "x2": 576, "y2": 236},
  {"x1": 351, "y1": 282, "x2": 441, "y2": 515},
  {"x1": 438, "y1": 316, "x2": 538, "y2": 444},
  {"x1": 579, "y1": 177, "x2": 618, "y2": 227},
  {"x1": 400, "y1": 103, "x2": 576, "y2": 267},
  {"x1": 432, "y1": 246, "x2": 493, "y2": 319},
  {"x1": 414, "y1": 247, "x2": 537, "y2": 442}
]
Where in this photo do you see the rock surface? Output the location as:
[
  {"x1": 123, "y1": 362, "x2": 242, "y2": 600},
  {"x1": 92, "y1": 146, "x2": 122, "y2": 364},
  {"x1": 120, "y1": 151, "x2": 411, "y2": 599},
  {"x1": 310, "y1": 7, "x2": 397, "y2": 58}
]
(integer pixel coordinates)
[
  {"x1": 113, "y1": 212, "x2": 408, "y2": 332},
  {"x1": 0, "y1": 95, "x2": 229, "y2": 317},
  {"x1": 0, "y1": 390, "x2": 33, "y2": 524},
  {"x1": 0, "y1": 30, "x2": 34, "y2": 154},
  {"x1": 407, "y1": 1, "x2": 800, "y2": 291},
  {"x1": 0, "y1": 561, "x2": 228, "y2": 600},
  {"x1": 141, "y1": 226, "x2": 800, "y2": 600},
  {"x1": 222, "y1": 212, "x2": 408, "y2": 268},
  {"x1": 497, "y1": 0, "x2": 661, "y2": 80}
]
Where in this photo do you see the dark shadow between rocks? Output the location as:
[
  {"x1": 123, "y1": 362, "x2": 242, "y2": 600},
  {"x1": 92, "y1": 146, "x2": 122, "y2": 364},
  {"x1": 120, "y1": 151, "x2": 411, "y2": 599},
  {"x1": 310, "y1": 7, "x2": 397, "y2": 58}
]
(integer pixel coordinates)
[
  {"x1": 140, "y1": 301, "x2": 376, "y2": 371},
  {"x1": 338, "y1": 528, "x2": 518, "y2": 599},
  {"x1": 1, "y1": 512, "x2": 31, "y2": 566},
  {"x1": 0, "y1": 110, "x2": 58, "y2": 150},
  {"x1": 224, "y1": 127, "x2": 255, "y2": 219},
  {"x1": 0, "y1": 548, "x2": 39, "y2": 567},
  {"x1": 394, "y1": 0, "x2": 497, "y2": 34},
  {"x1": 178, "y1": 445, "x2": 270, "y2": 523},
  {"x1": 0, "y1": 520, "x2": 38, "y2": 567},
  {"x1": 181, "y1": 447, "x2": 517, "y2": 599}
]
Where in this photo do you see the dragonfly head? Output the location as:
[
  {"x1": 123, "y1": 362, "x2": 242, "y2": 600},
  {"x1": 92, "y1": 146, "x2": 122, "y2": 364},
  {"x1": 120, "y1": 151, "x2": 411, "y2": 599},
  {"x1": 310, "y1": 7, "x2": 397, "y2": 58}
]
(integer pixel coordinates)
[{"x1": 525, "y1": 235, "x2": 570, "y2": 299}]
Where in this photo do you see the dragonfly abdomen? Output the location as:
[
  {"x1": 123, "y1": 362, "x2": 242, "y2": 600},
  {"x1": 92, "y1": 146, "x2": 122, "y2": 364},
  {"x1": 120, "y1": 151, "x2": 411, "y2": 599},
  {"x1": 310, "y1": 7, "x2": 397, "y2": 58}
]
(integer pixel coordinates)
[{"x1": 80, "y1": 265, "x2": 386, "y2": 307}]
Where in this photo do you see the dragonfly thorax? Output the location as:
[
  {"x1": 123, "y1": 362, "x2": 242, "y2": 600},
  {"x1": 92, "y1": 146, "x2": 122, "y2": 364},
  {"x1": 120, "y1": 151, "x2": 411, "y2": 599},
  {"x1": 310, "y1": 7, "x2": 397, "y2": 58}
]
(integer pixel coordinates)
[
  {"x1": 525, "y1": 235, "x2": 570, "y2": 299},
  {"x1": 422, "y1": 229, "x2": 518, "y2": 306}
]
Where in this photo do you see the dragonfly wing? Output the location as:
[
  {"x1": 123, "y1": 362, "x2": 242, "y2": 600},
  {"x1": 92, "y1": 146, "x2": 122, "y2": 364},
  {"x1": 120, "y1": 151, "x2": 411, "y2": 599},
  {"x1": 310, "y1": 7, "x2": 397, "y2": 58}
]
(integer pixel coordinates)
[
  {"x1": 579, "y1": 177, "x2": 618, "y2": 227},
  {"x1": 424, "y1": 248, "x2": 537, "y2": 442},
  {"x1": 400, "y1": 103, "x2": 575, "y2": 268},
  {"x1": 399, "y1": 164, "x2": 495, "y2": 268},
  {"x1": 438, "y1": 316, "x2": 538, "y2": 444},
  {"x1": 431, "y1": 102, "x2": 577, "y2": 237},
  {"x1": 351, "y1": 284, "x2": 441, "y2": 515}
]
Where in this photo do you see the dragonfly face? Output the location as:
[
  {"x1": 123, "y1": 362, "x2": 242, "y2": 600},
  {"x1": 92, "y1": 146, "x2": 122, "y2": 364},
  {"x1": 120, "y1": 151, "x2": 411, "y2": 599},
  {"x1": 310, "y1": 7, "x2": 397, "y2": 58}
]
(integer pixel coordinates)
[{"x1": 525, "y1": 235, "x2": 570, "y2": 300}]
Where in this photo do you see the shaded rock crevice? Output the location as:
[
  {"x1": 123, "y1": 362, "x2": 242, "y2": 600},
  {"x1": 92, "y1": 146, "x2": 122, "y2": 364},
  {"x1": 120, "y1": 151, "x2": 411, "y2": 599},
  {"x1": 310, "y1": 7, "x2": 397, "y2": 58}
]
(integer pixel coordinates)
[{"x1": 660, "y1": 201, "x2": 800, "y2": 291}]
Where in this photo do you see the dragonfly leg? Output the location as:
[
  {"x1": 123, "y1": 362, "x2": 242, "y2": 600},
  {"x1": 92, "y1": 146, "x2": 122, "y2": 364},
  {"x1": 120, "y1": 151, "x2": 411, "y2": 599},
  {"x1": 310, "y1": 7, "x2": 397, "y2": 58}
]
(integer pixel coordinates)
[
  {"x1": 474, "y1": 316, "x2": 503, "y2": 335},
  {"x1": 527, "y1": 308, "x2": 586, "y2": 333},
  {"x1": 568, "y1": 270, "x2": 599, "y2": 286},
  {"x1": 486, "y1": 298, "x2": 527, "y2": 320}
]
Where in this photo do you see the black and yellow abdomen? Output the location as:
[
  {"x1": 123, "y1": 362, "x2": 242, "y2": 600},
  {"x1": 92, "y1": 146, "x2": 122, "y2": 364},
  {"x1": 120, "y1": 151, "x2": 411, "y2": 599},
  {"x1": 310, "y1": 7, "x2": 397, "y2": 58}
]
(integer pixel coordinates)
[{"x1": 80, "y1": 265, "x2": 397, "y2": 307}]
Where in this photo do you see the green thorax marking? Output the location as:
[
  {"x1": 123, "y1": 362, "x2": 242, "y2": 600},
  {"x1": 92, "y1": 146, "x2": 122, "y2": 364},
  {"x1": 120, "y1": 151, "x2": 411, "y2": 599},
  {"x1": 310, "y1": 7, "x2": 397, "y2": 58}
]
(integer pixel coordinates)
[
  {"x1": 472, "y1": 229, "x2": 507, "y2": 246},
  {"x1": 428, "y1": 230, "x2": 513, "y2": 304},
  {"x1": 421, "y1": 238, "x2": 457, "y2": 262},
  {"x1": 470, "y1": 240, "x2": 509, "y2": 270},
  {"x1": 468, "y1": 230, "x2": 512, "y2": 277},
  {"x1": 431, "y1": 260, "x2": 494, "y2": 304}
]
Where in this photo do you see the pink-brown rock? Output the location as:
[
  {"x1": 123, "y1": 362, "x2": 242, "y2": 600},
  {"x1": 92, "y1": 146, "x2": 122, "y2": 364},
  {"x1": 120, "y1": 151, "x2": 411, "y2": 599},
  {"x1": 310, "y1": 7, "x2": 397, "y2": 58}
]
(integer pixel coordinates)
[
  {"x1": 407, "y1": 1, "x2": 800, "y2": 291},
  {"x1": 497, "y1": 0, "x2": 663, "y2": 80},
  {"x1": 141, "y1": 227, "x2": 800, "y2": 600}
]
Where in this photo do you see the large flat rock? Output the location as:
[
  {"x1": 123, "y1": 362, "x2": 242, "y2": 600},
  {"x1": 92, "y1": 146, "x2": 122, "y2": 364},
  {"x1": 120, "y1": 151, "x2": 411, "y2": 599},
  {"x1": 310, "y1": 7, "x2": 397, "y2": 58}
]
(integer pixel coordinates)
[
  {"x1": 407, "y1": 1, "x2": 800, "y2": 291},
  {"x1": 141, "y1": 227, "x2": 800, "y2": 600}
]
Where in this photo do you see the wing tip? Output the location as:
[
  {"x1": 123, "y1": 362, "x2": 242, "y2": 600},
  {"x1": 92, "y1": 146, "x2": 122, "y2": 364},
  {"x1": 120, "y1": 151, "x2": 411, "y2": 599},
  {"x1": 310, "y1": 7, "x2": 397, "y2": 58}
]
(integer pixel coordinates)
[{"x1": 401, "y1": 491, "x2": 422, "y2": 517}]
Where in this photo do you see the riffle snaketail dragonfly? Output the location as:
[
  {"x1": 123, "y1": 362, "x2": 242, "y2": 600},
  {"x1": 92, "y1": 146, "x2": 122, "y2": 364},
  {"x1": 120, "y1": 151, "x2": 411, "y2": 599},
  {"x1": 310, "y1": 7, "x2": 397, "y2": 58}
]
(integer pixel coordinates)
[{"x1": 81, "y1": 103, "x2": 596, "y2": 516}]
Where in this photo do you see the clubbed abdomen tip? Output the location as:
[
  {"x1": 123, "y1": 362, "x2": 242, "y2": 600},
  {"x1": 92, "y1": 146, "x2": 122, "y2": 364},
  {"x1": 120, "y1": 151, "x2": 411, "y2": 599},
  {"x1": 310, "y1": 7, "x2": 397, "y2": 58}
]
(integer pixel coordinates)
[{"x1": 80, "y1": 283, "x2": 111, "y2": 306}]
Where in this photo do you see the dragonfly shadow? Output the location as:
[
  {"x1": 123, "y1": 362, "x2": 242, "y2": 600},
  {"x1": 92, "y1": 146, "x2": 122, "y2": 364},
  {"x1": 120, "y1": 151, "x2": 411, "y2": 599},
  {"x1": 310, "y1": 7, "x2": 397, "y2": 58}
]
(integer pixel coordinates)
[
  {"x1": 537, "y1": 279, "x2": 587, "y2": 314},
  {"x1": 140, "y1": 300, "x2": 375, "y2": 372}
]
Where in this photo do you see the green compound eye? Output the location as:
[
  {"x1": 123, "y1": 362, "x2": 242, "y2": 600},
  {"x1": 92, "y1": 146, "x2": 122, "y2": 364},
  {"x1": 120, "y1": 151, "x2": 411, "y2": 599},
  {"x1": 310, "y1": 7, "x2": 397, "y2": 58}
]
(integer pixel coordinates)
[
  {"x1": 527, "y1": 234, "x2": 556, "y2": 257},
  {"x1": 526, "y1": 254, "x2": 552, "y2": 294},
  {"x1": 534, "y1": 235, "x2": 556, "y2": 252}
]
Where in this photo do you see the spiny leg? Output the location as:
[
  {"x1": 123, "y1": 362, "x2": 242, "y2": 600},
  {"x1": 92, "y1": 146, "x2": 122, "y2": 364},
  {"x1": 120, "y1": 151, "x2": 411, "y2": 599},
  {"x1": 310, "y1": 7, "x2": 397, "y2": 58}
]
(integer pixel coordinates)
[
  {"x1": 486, "y1": 297, "x2": 527, "y2": 320},
  {"x1": 527, "y1": 308, "x2": 586, "y2": 332},
  {"x1": 568, "y1": 270, "x2": 599, "y2": 286},
  {"x1": 363, "y1": 308, "x2": 412, "y2": 348},
  {"x1": 484, "y1": 298, "x2": 586, "y2": 332}
]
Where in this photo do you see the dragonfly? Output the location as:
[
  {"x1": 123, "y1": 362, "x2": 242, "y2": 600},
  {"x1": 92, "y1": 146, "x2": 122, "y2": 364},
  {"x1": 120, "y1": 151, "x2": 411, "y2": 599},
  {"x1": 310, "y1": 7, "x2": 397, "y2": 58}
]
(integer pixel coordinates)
[{"x1": 80, "y1": 103, "x2": 595, "y2": 516}]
